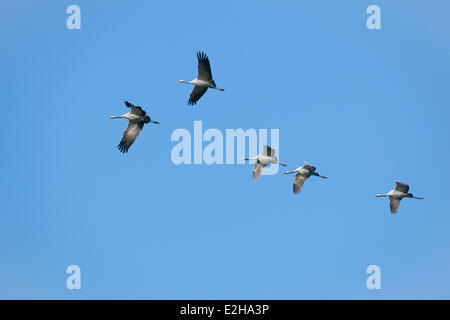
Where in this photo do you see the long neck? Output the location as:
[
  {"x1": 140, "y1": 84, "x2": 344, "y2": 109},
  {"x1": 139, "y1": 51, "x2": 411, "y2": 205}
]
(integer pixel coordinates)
[
  {"x1": 375, "y1": 194, "x2": 388, "y2": 197},
  {"x1": 108, "y1": 113, "x2": 130, "y2": 120}
]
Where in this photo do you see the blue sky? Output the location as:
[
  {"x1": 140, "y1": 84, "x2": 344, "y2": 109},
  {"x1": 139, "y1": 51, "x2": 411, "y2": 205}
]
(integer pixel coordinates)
[{"x1": 1, "y1": 0, "x2": 450, "y2": 299}]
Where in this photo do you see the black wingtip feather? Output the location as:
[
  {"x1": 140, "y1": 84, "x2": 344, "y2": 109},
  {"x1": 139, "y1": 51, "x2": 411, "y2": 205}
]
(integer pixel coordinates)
[
  {"x1": 117, "y1": 142, "x2": 129, "y2": 153},
  {"x1": 124, "y1": 101, "x2": 133, "y2": 108},
  {"x1": 197, "y1": 51, "x2": 208, "y2": 62}
]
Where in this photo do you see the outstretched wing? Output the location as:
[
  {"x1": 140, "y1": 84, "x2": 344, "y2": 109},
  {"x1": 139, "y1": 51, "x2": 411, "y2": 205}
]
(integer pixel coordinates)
[
  {"x1": 395, "y1": 180, "x2": 409, "y2": 193},
  {"x1": 293, "y1": 173, "x2": 308, "y2": 194},
  {"x1": 263, "y1": 145, "x2": 275, "y2": 156},
  {"x1": 117, "y1": 121, "x2": 143, "y2": 153},
  {"x1": 197, "y1": 51, "x2": 213, "y2": 81},
  {"x1": 389, "y1": 197, "x2": 401, "y2": 214},
  {"x1": 252, "y1": 162, "x2": 267, "y2": 181},
  {"x1": 124, "y1": 100, "x2": 146, "y2": 117},
  {"x1": 188, "y1": 86, "x2": 208, "y2": 105}
]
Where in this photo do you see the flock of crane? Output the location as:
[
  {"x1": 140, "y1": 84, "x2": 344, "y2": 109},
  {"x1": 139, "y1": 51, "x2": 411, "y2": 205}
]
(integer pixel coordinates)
[{"x1": 107, "y1": 51, "x2": 424, "y2": 214}]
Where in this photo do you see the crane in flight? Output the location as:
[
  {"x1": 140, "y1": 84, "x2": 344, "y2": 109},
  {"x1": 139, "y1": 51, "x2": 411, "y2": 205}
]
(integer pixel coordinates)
[
  {"x1": 107, "y1": 101, "x2": 159, "y2": 153},
  {"x1": 242, "y1": 145, "x2": 287, "y2": 181},
  {"x1": 283, "y1": 162, "x2": 328, "y2": 193},
  {"x1": 375, "y1": 180, "x2": 424, "y2": 214},
  {"x1": 177, "y1": 51, "x2": 224, "y2": 105}
]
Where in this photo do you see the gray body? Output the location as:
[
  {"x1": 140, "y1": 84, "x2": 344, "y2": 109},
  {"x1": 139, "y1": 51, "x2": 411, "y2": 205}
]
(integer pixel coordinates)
[
  {"x1": 375, "y1": 180, "x2": 424, "y2": 214},
  {"x1": 177, "y1": 51, "x2": 224, "y2": 105},
  {"x1": 107, "y1": 101, "x2": 159, "y2": 153},
  {"x1": 284, "y1": 162, "x2": 327, "y2": 194},
  {"x1": 242, "y1": 145, "x2": 287, "y2": 181}
]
